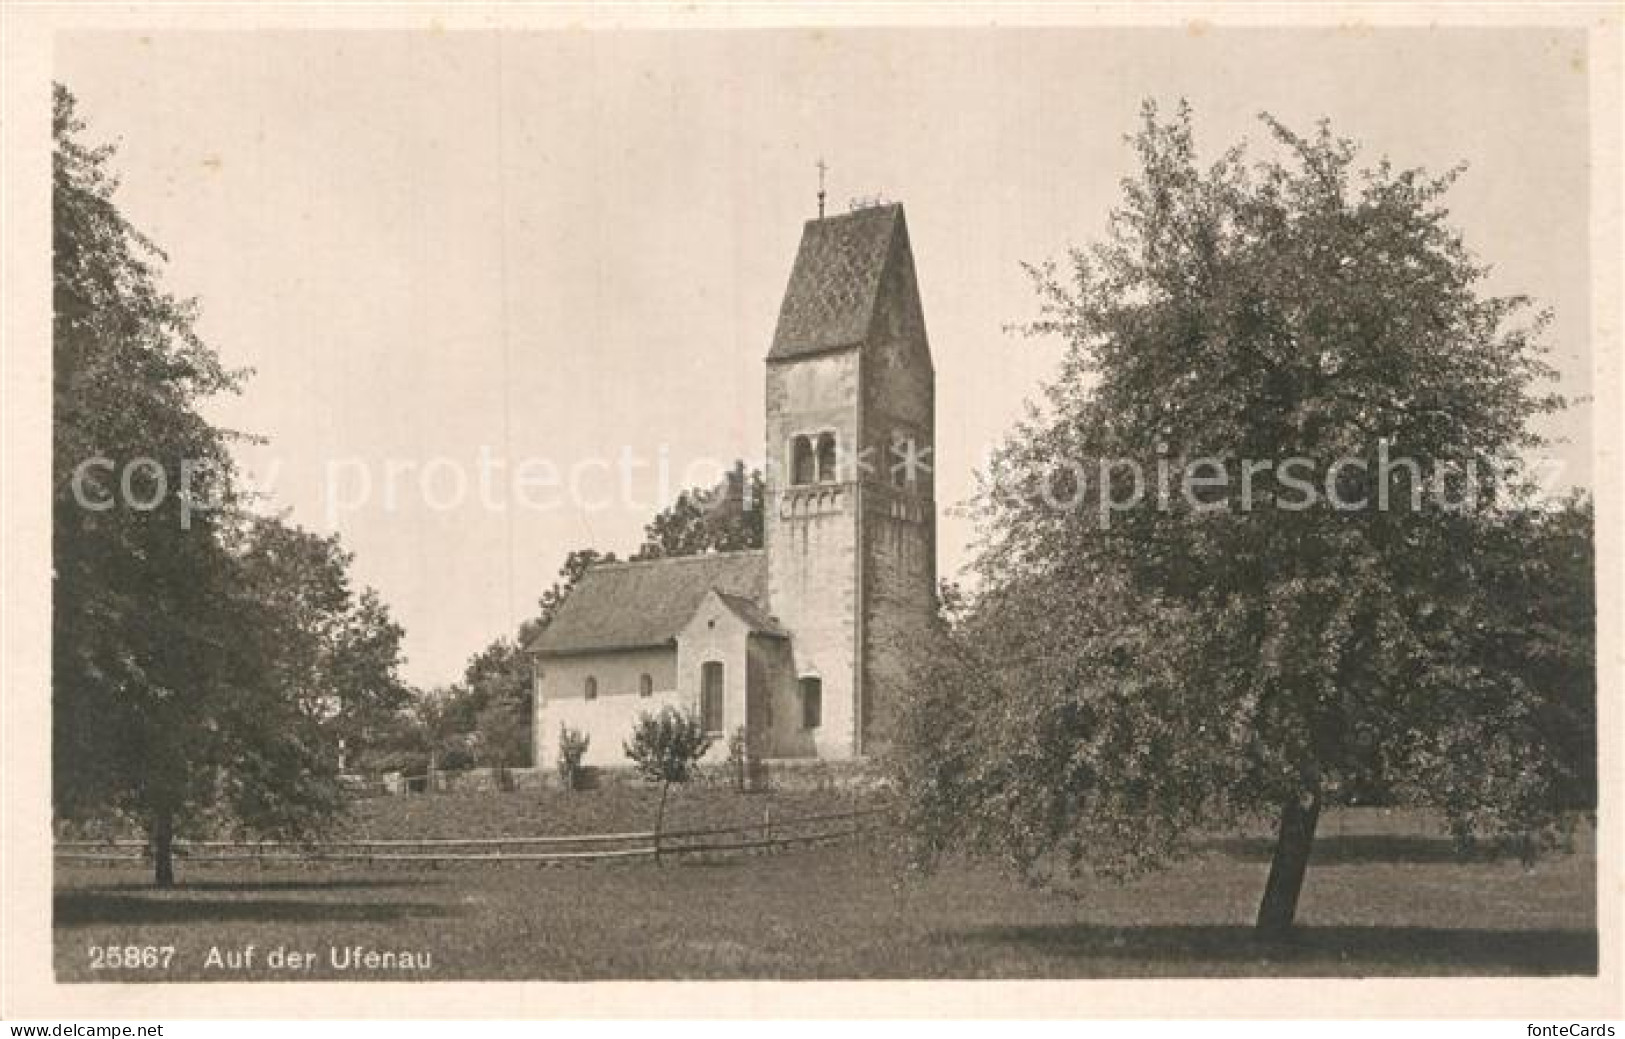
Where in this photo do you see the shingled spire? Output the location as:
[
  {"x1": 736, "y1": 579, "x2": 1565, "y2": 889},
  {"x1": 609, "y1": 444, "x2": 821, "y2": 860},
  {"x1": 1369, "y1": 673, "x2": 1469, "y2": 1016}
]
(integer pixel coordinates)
[{"x1": 768, "y1": 203, "x2": 912, "y2": 361}]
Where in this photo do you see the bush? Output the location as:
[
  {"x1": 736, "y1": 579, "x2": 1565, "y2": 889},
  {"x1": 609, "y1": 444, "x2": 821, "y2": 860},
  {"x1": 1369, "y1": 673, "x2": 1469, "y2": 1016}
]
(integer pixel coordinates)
[
  {"x1": 557, "y1": 726, "x2": 590, "y2": 792},
  {"x1": 437, "y1": 744, "x2": 476, "y2": 772},
  {"x1": 361, "y1": 748, "x2": 429, "y2": 778}
]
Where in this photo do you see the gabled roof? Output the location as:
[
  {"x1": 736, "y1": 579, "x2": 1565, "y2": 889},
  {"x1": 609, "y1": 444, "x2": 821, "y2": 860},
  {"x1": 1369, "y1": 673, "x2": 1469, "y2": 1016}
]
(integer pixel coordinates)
[
  {"x1": 527, "y1": 551, "x2": 767, "y2": 656},
  {"x1": 768, "y1": 203, "x2": 906, "y2": 361}
]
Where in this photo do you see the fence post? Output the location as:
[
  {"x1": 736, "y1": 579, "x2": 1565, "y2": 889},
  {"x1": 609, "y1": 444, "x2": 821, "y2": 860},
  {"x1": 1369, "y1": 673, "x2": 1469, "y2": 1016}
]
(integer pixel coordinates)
[{"x1": 762, "y1": 804, "x2": 773, "y2": 846}]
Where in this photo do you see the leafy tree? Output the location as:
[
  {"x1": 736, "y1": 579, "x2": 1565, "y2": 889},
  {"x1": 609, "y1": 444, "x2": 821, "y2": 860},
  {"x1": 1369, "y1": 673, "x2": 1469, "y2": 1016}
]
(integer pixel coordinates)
[
  {"x1": 530, "y1": 547, "x2": 619, "y2": 641},
  {"x1": 1450, "y1": 494, "x2": 1596, "y2": 818},
  {"x1": 234, "y1": 516, "x2": 411, "y2": 768},
  {"x1": 408, "y1": 685, "x2": 479, "y2": 773},
  {"x1": 475, "y1": 700, "x2": 530, "y2": 770},
  {"x1": 53, "y1": 81, "x2": 245, "y2": 887},
  {"x1": 459, "y1": 637, "x2": 532, "y2": 765},
  {"x1": 327, "y1": 589, "x2": 412, "y2": 760},
  {"x1": 894, "y1": 102, "x2": 1583, "y2": 937},
  {"x1": 352, "y1": 706, "x2": 432, "y2": 777},
  {"x1": 51, "y1": 86, "x2": 409, "y2": 884},
  {"x1": 214, "y1": 517, "x2": 397, "y2": 850},
  {"x1": 623, "y1": 706, "x2": 715, "y2": 857},
  {"x1": 631, "y1": 462, "x2": 764, "y2": 560}
]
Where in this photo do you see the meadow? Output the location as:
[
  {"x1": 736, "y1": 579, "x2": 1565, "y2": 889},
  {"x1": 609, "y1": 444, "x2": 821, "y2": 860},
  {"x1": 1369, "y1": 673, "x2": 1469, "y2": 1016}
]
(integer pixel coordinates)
[{"x1": 54, "y1": 788, "x2": 1597, "y2": 981}]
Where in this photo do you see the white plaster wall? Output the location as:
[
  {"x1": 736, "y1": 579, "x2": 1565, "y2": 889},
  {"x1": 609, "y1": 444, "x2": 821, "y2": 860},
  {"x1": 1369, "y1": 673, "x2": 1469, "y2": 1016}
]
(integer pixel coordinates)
[
  {"x1": 534, "y1": 646, "x2": 681, "y2": 769},
  {"x1": 537, "y1": 686, "x2": 692, "y2": 769}
]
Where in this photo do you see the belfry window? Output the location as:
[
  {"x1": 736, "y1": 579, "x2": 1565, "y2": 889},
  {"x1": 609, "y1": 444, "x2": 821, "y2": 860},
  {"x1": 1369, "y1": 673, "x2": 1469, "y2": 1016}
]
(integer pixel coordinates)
[
  {"x1": 790, "y1": 435, "x2": 816, "y2": 486},
  {"x1": 815, "y1": 432, "x2": 838, "y2": 483}
]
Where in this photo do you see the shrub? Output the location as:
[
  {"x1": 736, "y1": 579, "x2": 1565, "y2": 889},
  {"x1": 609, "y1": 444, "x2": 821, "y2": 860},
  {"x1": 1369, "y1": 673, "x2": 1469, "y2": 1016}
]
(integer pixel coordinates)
[
  {"x1": 363, "y1": 748, "x2": 429, "y2": 778},
  {"x1": 557, "y1": 725, "x2": 590, "y2": 792},
  {"x1": 436, "y1": 743, "x2": 476, "y2": 772}
]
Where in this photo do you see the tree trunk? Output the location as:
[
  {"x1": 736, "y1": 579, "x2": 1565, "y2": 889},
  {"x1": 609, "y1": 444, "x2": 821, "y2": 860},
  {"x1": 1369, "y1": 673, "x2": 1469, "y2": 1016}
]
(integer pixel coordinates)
[
  {"x1": 1254, "y1": 782, "x2": 1321, "y2": 939},
  {"x1": 151, "y1": 810, "x2": 175, "y2": 889},
  {"x1": 654, "y1": 782, "x2": 670, "y2": 867}
]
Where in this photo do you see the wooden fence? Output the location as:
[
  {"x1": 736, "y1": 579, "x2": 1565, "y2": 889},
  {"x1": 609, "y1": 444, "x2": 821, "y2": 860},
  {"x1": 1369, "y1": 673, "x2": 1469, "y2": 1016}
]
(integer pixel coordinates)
[{"x1": 54, "y1": 806, "x2": 889, "y2": 867}]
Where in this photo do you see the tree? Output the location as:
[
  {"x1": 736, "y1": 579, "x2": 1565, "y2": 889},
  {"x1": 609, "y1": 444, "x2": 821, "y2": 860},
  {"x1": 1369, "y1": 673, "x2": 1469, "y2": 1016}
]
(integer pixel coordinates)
[
  {"x1": 53, "y1": 82, "x2": 241, "y2": 884},
  {"x1": 53, "y1": 82, "x2": 274, "y2": 886},
  {"x1": 531, "y1": 547, "x2": 619, "y2": 640},
  {"x1": 51, "y1": 85, "x2": 407, "y2": 885},
  {"x1": 461, "y1": 637, "x2": 533, "y2": 766},
  {"x1": 1449, "y1": 494, "x2": 1596, "y2": 820},
  {"x1": 894, "y1": 101, "x2": 1582, "y2": 937},
  {"x1": 475, "y1": 700, "x2": 530, "y2": 770},
  {"x1": 623, "y1": 706, "x2": 715, "y2": 859},
  {"x1": 210, "y1": 517, "x2": 393, "y2": 859},
  {"x1": 631, "y1": 462, "x2": 764, "y2": 560},
  {"x1": 234, "y1": 516, "x2": 411, "y2": 769},
  {"x1": 408, "y1": 685, "x2": 478, "y2": 774}
]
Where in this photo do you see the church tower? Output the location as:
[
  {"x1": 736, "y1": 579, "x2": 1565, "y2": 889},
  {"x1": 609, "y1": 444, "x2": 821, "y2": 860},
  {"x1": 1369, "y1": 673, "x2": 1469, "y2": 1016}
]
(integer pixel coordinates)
[{"x1": 763, "y1": 202, "x2": 936, "y2": 759}]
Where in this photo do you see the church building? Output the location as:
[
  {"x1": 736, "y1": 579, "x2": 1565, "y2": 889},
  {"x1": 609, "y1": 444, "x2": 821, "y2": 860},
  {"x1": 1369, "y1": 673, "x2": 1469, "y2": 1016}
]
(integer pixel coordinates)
[{"x1": 528, "y1": 202, "x2": 936, "y2": 767}]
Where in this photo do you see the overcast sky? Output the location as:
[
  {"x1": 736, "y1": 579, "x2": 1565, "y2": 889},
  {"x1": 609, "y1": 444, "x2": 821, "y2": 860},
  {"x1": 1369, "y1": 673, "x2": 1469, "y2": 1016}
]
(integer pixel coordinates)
[{"x1": 57, "y1": 27, "x2": 1593, "y2": 688}]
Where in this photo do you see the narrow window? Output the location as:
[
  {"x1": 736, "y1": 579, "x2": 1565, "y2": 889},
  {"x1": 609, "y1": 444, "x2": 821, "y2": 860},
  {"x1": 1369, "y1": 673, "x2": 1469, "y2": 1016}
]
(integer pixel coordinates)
[
  {"x1": 639, "y1": 673, "x2": 653, "y2": 698},
  {"x1": 800, "y1": 676, "x2": 823, "y2": 730},
  {"x1": 791, "y1": 435, "x2": 816, "y2": 486},
  {"x1": 700, "y1": 661, "x2": 725, "y2": 734},
  {"x1": 816, "y1": 432, "x2": 838, "y2": 483},
  {"x1": 584, "y1": 676, "x2": 598, "y2": 701}
]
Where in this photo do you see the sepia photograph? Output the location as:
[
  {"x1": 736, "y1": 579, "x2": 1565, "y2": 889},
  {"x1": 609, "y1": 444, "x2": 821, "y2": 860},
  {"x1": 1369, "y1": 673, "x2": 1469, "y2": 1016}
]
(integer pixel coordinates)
[{"x1": 1, "y1": 1, "x2": 1620, "y2": 1024}]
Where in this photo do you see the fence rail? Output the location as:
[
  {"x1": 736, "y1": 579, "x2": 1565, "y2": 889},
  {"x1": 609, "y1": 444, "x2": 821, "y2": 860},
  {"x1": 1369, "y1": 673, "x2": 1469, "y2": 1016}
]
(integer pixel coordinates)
[{"x1": 54, "y1": 807, "x2": 888, "y2": 867}]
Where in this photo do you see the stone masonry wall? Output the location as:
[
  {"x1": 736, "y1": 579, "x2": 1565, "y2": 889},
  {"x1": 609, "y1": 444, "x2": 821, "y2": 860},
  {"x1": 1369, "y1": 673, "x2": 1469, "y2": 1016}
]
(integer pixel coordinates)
[
  {"x1": 765, "y1": 350, "x2": 862, "y2": 759},
  {"x1": 857, "y1": 219, "x2": 936, "y2": 753}
]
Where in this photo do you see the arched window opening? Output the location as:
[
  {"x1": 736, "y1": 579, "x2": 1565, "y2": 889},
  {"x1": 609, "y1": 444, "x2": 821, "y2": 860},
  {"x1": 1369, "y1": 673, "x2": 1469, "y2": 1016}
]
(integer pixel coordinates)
[
  {"x1": 700, "y1": 661, "x2": 725, "y2": 734},
  {"x1": 816, "y1": 432, "x2": 838, "y2": 483},
  {"x1": 639, "y1": 673, "x2": 653, "y2": 698},
  {"x1": 584, "y1": 676, "x2": 598, "y2": 701},
  {"x1": 790, "y1": 435, "x2": 816, "y2": 486}
]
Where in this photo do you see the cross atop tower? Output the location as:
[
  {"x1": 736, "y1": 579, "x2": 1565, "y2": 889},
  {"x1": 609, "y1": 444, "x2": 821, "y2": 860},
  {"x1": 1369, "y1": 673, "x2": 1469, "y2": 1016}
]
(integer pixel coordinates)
[{"x1": 816, "y1": 158, "x2": 828, "y2": 219}]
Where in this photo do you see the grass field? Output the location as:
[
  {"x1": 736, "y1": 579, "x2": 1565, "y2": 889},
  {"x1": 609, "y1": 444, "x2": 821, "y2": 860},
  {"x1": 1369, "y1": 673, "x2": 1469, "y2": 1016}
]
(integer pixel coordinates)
[{"x1": 54, "y1": 789, "x2": 1597, "y2": 981}]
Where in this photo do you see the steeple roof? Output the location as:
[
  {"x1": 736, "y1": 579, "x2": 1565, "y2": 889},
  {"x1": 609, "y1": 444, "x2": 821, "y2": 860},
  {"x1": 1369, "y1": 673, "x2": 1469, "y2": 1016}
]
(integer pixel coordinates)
[{"x1": 768, "y1": 203, "x2": 908, "y2": 361}]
